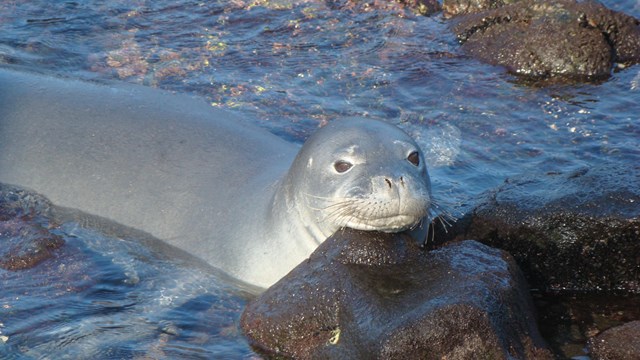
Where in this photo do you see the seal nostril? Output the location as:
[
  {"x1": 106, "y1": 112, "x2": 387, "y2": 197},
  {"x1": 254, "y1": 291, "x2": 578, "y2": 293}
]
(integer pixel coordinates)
[
  {"x1": 400, "y1": 176, "x2": 404, "y2": 185},
  {"x1": 385, "y1": 178, "x2": 392, "y2": 188}
]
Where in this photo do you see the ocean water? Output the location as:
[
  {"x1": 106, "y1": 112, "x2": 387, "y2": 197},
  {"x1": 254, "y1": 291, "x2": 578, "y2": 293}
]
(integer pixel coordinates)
[{"x1": 0, "y1": 0, "x2": 639, "y2": 358}]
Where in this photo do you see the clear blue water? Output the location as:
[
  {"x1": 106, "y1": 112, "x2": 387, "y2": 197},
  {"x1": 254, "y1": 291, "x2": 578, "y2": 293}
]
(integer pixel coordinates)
[{"x1": 1, "y1": 0, "x2": 639, "y2": 358}]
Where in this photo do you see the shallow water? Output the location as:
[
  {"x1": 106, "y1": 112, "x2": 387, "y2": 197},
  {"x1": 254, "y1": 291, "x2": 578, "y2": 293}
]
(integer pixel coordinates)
[
  {"x1": 1, "y1": 0, "x2": 639, "y2": 358},
  {"x1": 0, "y1": 191, "x2": 255, "y2": 358}
]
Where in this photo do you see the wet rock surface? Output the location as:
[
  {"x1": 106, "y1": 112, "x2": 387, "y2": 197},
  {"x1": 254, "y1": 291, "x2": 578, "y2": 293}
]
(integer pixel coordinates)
[
  {"x1": 534, "y1": 292, "x2": 640, "y2": 358},
  {"x1": 0, "y1": 184, "x2": 64, "y2": 270},
  {"x1": 443, "y1": 0, "x2": 517, "y2": 17},
  {"x1": 589, "y1": 320, "x2": 640, "y2": 360},
  {"x1": 399, "y1": 0, "x2": 441, "y2": 15},
  {"x1": 433, "y1": 164, "x2": 640, "y2": 293},
  {"x1": 446, "y1": 0, "x2": 640, "y2": 82},
  {"x1": 241, "y1": 229, "x2": 552, "y2": 359}
]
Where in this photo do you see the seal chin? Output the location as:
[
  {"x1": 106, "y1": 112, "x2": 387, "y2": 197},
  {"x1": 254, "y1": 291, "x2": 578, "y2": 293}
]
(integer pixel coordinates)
[
  {"x1": 309, "y1": 193, "x2": 430, "y2": 235},
  {"x1": 344, "y1": 215, "x2": 423, "y2": 233}
]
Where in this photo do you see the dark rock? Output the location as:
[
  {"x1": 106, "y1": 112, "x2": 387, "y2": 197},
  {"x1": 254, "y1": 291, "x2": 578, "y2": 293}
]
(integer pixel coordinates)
[
  {"x1": 535, "y1": 293, "x2": 640, "y2": 358},
  {"x1": 447, "y1": 0, "x2": 640, "y2": 82},
  {"x1": 0, "y1": 184, "x2": 64, "y2": 270},
  {"x1": 589, "y1": 321, "x2": 640, "y2": 360},
  {"x1": 241, "y1": 229, "x2": 552, "y2": 359},
  {"x1": 434, "y1": 165, "x2": 640, "y2": 293}
]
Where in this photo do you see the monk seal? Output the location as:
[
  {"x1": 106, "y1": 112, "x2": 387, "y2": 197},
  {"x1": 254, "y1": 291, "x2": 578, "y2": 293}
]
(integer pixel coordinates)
[{"x1": 0, "y1": 68, "x2": 432, "y2": 288}]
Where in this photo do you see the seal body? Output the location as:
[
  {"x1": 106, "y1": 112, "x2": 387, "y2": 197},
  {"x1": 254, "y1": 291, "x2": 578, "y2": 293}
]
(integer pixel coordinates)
[{"x1": 0, "y1": 68, "x2": 431, "y2": 288}]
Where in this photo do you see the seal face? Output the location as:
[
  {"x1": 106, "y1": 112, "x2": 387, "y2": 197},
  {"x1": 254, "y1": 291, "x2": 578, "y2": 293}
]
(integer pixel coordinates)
[{"x1": 280, "y1": 118, "x2": 432, "y2": 242}]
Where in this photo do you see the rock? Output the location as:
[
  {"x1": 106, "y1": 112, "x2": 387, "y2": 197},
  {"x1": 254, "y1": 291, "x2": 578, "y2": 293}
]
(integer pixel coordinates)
[
  {"x1": 399, "y1": 0, "x2": 441, "y2": 16},
  {"x1": 241, "y1": 229, "x2": 552, "y2": 359},
  {"x1": 434, "y1": 165, "x2": 640, "y2": 293},
  {"x1": 443, "y1": 0, "x2": 515, "y2": 17},
  {"x1": 589, "y1": 321, "x2": 640, "y2": 360},
  {"x1": 447, "y1": 0, "x2": 640, "y2": 82},
  {"x1": 0, "y1": 184, "x2": 64, "y2": 270},
  {"x1": 0, "y1": 218, "x2": 65, "y2": 270}
]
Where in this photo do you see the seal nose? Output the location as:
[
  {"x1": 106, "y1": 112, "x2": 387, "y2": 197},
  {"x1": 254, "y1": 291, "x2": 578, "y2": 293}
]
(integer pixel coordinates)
[{"x1": 376, "y1": 175, "x2": 407, "y2": 191}]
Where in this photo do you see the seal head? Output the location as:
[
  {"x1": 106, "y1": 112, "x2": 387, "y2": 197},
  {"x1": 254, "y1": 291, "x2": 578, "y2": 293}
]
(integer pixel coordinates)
[{"x1": 277, "y1": 118, "x2": 432, "y2": 242}]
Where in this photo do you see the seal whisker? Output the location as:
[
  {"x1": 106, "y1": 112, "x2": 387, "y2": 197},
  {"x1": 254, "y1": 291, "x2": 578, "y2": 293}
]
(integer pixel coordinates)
[
  {"x1": 438, "y1": 214, "x2": 454, "y2": 230},
  {"x1": 324, "y1": 201, "x2": 356, "y2": 217},
  {"x1": 430, "y1": 199, "x2": 458, "y2": 223},
  {"x1": 326, "y1": 205, "x2": 352, "y2": 228},
  {"x1": 307, "y1": 200, "x2": 350, "y2": 212},
  {"x1": 322, "y1": 202, "x2": 361, "y2": 227},
  {"x1": 427, "y1": 220, "x2": 434, "y2": 247},
  {"x1": 303, "y1": 192, "x2": 360, "y2": 203}
]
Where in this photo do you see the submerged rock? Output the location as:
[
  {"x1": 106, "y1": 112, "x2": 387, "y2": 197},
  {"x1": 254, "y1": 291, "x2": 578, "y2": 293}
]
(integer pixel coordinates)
[
  {"x1": 0, "y1": 218, "x2": 64, "y2": 270},
  {"x1": 589, "y1": 321, "x2": 640, "y2": 360},
  {"x1": 447, "y1": 0, "x2": 640, "y2": 82},
  {"x1": 0, "y1": 184, "x2": 64, "y2": 270},
  {"x1": 435, "y1": 165, "x2": 640, "y2": 293},
  {"x1": 241, "y1": 229, "x2": 552, "y2": 359}
]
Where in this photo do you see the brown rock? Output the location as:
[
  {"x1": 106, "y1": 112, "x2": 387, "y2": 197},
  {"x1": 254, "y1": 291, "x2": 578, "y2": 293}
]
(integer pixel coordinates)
[
  {"x1": 448, "y1": 0, "x2": 640, "y2": 82},
  {"x1": 241, "y1": 229, "x2": 552, "y2": 359},
  {"x1": 0, "y1": 184, "x2": 64, "y2": 270},
  {"x1": 0, "y1": 218, "x2": 64, "y2": 270},
  {"x1": 589, "y1": 321, "x2": 640, "y2": 360},
  {"x1": 400, "y1": 0, "x2": 441, "y2": 16}
]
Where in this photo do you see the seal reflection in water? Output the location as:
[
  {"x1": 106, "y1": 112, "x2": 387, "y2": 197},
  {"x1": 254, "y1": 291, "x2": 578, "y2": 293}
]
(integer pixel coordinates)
[{"x1": 0, "y1": 68, "x2": 431, "y2": 288}]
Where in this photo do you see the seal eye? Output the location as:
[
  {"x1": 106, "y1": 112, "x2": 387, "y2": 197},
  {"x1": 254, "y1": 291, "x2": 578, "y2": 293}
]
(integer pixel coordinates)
[
  {"x1": 407, "y1": 151, "x2": 420, "y2": 166},
  {"x1": 334, "y1": 160, "x2": 353, "y2": 173}
]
